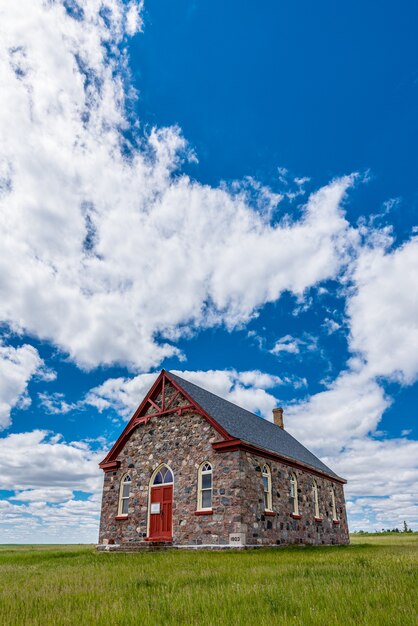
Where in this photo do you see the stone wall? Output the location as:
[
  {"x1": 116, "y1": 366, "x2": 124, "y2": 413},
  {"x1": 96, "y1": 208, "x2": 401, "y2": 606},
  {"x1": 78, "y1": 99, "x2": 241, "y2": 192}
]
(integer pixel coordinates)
[
  {"x1": 98, "y1": 382, "x2": 349, "y2": 547},
  {"x1": 98, "y1": 395, "x2": 243, "y2": 547},
  {"x1": 239, "y1": 452, "x2": 349, "y2": 545}
]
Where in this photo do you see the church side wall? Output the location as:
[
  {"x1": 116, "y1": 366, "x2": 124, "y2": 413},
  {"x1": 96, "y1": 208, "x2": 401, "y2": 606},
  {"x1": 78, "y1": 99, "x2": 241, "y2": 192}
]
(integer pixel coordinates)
[{"x1": 240, "y1": 451, "x2": 349, "y2": 545}]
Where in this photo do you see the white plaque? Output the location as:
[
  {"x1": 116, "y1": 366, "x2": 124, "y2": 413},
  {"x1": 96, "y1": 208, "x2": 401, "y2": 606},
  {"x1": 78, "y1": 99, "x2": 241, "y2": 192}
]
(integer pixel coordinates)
[
  {"x1": 151, "y1": 502, "x2": 160, "y2": 514},
  {"x1": 229, "y1": 532, "x2": 245, "y2": 546}
]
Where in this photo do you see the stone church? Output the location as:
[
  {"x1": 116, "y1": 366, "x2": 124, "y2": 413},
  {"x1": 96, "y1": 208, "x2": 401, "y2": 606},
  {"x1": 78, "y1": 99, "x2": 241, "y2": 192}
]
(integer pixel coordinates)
[{"x1": 98, "y1": 370, "x2": 349, "y2": 549}]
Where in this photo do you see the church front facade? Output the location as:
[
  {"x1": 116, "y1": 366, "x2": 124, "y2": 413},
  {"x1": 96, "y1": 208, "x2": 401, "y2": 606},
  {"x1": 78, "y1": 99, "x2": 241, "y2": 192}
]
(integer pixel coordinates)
[{"x1": 98, "y1": 371, "x2": 349, "y2": 549}]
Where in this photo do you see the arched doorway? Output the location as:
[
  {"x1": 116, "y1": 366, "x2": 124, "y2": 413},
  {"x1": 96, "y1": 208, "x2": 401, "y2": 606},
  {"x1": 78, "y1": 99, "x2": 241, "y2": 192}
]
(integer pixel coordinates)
[{"x1": 148, "y1": 464, "x2": 174, "y2": 541}]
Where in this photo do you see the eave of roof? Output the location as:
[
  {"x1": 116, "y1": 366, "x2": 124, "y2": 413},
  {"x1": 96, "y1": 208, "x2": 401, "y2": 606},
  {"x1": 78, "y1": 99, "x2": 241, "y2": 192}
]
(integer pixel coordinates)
[
  {"x1": 99, "y1": 369, "x2": 346, "y2": 483},
  {"x1": 167, "y1": 371, "x2": 346, "y2": 483}
]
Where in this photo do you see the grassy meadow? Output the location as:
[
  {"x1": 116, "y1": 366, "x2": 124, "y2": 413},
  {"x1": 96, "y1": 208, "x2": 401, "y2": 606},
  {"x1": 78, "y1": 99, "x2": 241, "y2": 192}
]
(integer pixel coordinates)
[{"x1": 0, "y1": 534, "x2": 417, "y2": 625}]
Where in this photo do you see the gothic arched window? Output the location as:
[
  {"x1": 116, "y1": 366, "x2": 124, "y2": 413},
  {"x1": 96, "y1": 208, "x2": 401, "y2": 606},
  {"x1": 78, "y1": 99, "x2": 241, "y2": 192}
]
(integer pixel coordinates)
[
  {"x1": 197, "y1": 462, "x2": 213, "y2": 510},
  {"x1": 153, "y1": 465, "x2": 174, "y2": 485},
  {"x1": 262, "y1": 464, "x2": 272, "y2": 511},
  {"x1": 118, "y1": 474, "x2": 131, "y2": 516},
  {"x1": 290, "y1": 472, "x2": 299, "y2": 516},
  {"x1": 313, "y1": 480, "x2": 320, "y2": 519},
  {"x1": 331, "y1": 486, "x2": 338, "y2": 521}
]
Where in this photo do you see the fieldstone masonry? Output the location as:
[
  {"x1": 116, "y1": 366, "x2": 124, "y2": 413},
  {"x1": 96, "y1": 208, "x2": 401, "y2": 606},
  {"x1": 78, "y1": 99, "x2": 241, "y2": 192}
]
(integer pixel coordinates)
[
  {"x1": 239, "y1": 452, "x2": 348, "y2": 545},
  {"x1": 98, "y1": 380, "x2": 349, "y2": 548}
]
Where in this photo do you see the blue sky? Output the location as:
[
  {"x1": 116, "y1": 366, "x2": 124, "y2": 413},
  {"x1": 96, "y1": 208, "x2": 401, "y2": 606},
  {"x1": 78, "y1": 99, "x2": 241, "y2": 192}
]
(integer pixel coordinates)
[{"x1": 0, "y1": 0, "x2": 417, "y2": 542}]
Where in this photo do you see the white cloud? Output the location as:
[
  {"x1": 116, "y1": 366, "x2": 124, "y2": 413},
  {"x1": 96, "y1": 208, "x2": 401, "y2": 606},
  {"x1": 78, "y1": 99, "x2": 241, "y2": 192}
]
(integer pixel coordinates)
[
  {"x1": 348, "y1": 237, "x2": 418, "y2": 384},
  {"x1": 0, "y1": 342, "x2": 45, "y2": 429},
  {"x1": 322, "y1": 318, "x2": 341, "y2": 334},
  {"x1": 0, "y1": 429, "x2": 104, "y2": 542},
  {"x1": 0, "y1": 496, "x2": 100, "y2": 544},
  {"x1": 282, "y1": 229, "x2": 418, "y2": 530},
  {"x1": 286, "y1": 378, "x2": 418, "y2": 529},
  {"x1": 11, "y1": 487, "x2": 75, "y2": 503},
  {"x1": 0, "y1": 1, "x2": 416, "y2": 538},
  {"x1": 125, "y1": 0, "x2": 144, "y2": 35},
  {"x1": 0, "y1": 0, "x2": 359, "y2": 372},
  {"x1": 0, "y1": 430, "x2": 103, "y2": 491},
  {"x1": 329, "y1": 437, "x2": 418, "y2": 499},
  {"x1": 330, "y1": 436, "x2": 418, "y2": 531},
  {"x1": 269, "y1": 333, "x2": 318, "y2": 357},
  {"x1": 38, "y1": 392, "x2": 80, "y2": 415},
  {"x1": 270, "y1": 335, "x2": 301, "y2": 355},
  {"x1": 85, "y1": 372, "x2": 157, "y2": 417},
  {"x1": 85, "y1": 369, "x2": 283, "y2": 420},
  {"x1": 286, "y1": 369, "x2": 391, "y2": 455}
]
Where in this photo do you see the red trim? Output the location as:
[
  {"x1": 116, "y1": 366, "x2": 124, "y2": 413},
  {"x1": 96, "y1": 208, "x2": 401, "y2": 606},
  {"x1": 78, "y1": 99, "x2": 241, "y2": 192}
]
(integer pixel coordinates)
[
  {"x1": 212, "y1": 438, "x2": 242, "y2": 452},
  {"x1": 99, "y1": 370, "x2": 346, "y2": 485},
  {"x1": 99, "y1": 371, "x2": 165, "y2": 469},
  {"x1": 115, "y1": 515, "x2": 128, "y2": 521},
  {"x1": 291, "y1": 513, "x2": 302, "y2": 519},
  {"x1": 314, "y1": 517, "x2": 323, "y2": 523},
  {"x1": 194, "y1": 510, "x2": 214, "y2": 516},
  {"x1": 99, "y1": 370, "x2": 235, "y2": 471},
  {"x1": 333, "y1": 519, "x2": 340, "y2": 525},
  {"x1": 148, "y1": 397, "x2": 161, "y2": 412},
  {"x1": 164, "y1": 371, "x2": 232, "y2": 441},
  {"x1": 212, "y1": 439, "x2": 346, "y2": 484},
  {"x1": 100, "y1": 460, "x2": 121, "y2": 472},
  {"x1": 264, "y1": 511, "x2": 276, "y2": 517},
  {"x1": 165, "y1": 389, "x2": 179, "y2": 410},
  {"x1": 144, "y1": 536, "x2": 172, "y2": 542},
  {"x1": 135, "y1": 404, "x2": 196, "y2": 424}
]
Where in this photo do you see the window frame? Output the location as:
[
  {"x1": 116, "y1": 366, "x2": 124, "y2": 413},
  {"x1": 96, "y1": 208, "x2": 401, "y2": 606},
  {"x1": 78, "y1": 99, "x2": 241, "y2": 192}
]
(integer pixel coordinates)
[
  {"x1": 290, "y1": 472, "x2": 299, "y2": 516},
  {"x1": 313, "y1": 479, "x2": 320, "y2": 519},
  {"x1": 262, "y1": 464, "x2": 272, "y2": 512},
  {"x1": 331, "y1": 486, "x2": 338, "y2": 521},
  {"x1": 197, "y1": 461, "x2": 213, "y2": 511},
  {"x1": 152, "y1": 465, "x2": 174, "y2": 486},
  {"x1": 117, "y1": 473, "x2": 132, "y2": 517}
]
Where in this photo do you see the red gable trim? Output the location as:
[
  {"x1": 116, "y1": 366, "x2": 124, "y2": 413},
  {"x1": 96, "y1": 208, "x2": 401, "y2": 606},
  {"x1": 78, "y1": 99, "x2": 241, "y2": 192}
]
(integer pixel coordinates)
[
  {"x1": 99, "y1": 370, "x2": 165, "y2": 470},
  {"x1": 212, "y1": 439, "x2": 347, "y2": 484},
  {"x1": 99, "y1": 370, "x2": 346, "y2": 484},
  {"x1": 163, "y1": 371, "x2": 232, "y2": 441},
  {"x1": 99, "y1": 372, "x2": 163, "y2": 472},
  {"x1": 100, "y1": 460, "x2": 120, "y2": 472},
  {"x1": 99, "y1": 370, "x2": 233, "y2": 471}
]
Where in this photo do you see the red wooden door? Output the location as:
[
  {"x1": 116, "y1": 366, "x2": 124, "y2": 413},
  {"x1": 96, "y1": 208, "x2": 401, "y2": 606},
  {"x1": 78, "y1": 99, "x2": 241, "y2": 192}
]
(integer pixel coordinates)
[{"x1": 149, "y1": 485, "x2": 173, "y2": 540}]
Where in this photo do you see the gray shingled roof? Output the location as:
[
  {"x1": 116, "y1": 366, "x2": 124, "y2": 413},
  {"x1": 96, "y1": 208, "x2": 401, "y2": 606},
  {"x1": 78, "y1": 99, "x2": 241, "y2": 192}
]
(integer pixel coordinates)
[{"x1": 169, "y1": 371, "x2": 341, "y2": 480}]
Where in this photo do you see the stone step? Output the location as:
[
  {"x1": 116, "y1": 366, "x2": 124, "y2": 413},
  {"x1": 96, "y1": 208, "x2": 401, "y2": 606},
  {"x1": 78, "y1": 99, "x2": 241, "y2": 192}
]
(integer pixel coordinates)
[{"x1": 96, "y1": 542, "x2": 173, "y2": 552}]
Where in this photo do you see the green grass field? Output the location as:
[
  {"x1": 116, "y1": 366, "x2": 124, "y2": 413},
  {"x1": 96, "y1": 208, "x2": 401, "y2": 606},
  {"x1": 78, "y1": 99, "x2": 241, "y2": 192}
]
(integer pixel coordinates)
[{"x1": 0, "y1": 535, "x2": 417, "y2": 625}]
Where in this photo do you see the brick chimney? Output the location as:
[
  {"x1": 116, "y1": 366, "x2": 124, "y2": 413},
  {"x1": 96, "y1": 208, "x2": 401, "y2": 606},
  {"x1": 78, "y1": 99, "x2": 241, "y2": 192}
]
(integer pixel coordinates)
[{"x1": 273, "y1": 407, "x2": 284, "y2": 429}]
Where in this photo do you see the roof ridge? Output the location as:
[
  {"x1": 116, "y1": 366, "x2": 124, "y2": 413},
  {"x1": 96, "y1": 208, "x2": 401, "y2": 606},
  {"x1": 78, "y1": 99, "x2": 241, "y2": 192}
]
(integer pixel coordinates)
[
  {"x1": 168, "y1": 370, "x2": 343, "y2": 482},
  {"x1": 168, "y1": 370, "x2": 273, "y2": 423}
]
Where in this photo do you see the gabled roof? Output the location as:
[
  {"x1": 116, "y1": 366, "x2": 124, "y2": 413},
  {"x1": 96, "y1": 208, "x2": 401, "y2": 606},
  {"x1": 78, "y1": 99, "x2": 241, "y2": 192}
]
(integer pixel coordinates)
[
  {"x1": 100, "y1": 369, "x2": 345, "y2": 483},
  {"x1": 168, "y1": 371, "x2": 343, "y2": 481}
]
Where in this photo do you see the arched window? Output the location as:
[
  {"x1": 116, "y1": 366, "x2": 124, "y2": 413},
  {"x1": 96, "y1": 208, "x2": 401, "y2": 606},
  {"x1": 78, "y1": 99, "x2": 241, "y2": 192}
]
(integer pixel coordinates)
[
  {"x1": 118, "y1": 474, "x2": 131, "y2": 516},
  {"x1": 153, "y1": 465, "x2": 174, "y2": 485},
  {"x1": 313, "y1": 480, "x2": 320, "y2": 518},
  {"x1": 331, "y1": 486, "x2": 338, "y2": 521},
  {"x1": 197, "y1": 462, "x2": 213, "y2": 510},
  {"x1": 262, "y1": 464, "x2": 272, "y2": 511},
  {"x1": 290, "y1": 472, "x2": 299, "y2": 515}
]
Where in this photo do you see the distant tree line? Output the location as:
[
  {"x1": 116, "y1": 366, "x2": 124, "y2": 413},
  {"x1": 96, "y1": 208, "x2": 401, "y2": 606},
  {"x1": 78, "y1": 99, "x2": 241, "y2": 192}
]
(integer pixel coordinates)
[{"x1": 353, "y1": 521, "x2": 415, "y2": 534}]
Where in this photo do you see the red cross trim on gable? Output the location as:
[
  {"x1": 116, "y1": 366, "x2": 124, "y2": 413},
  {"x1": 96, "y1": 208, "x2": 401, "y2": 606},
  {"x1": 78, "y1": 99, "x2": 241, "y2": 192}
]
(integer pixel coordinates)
[
  {"x1": 98, "y1": 370, "x2": 233, "y2": 472},
  {"x1": 98, "y1": 370, "x2": 346, "y2": 484}
]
